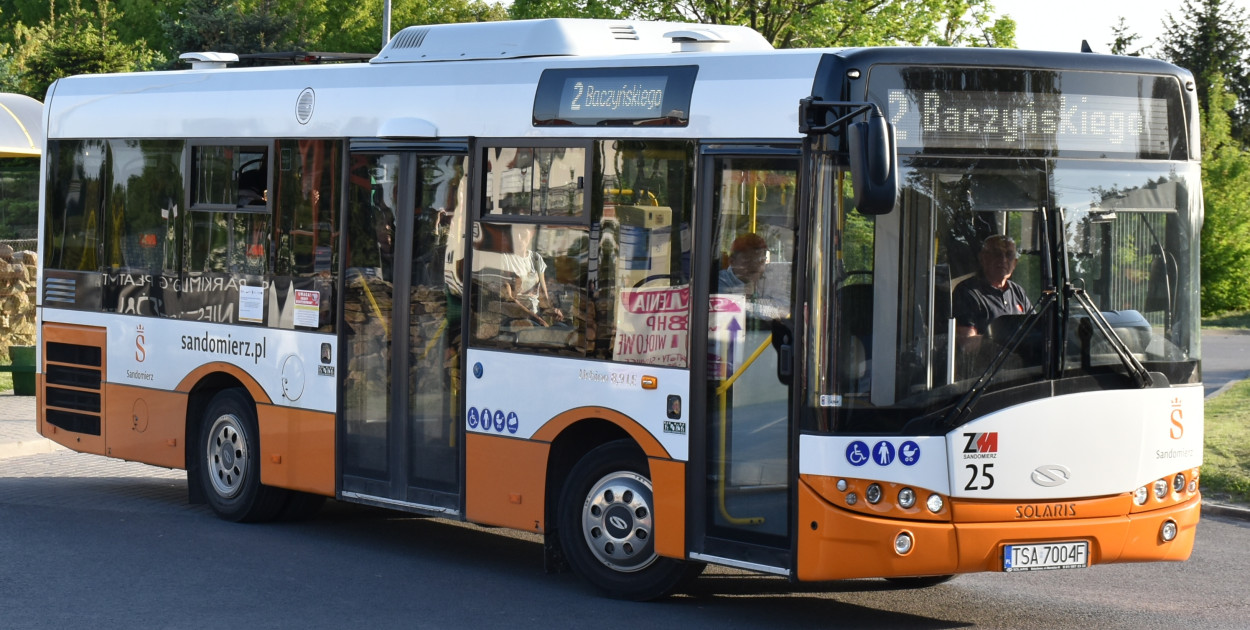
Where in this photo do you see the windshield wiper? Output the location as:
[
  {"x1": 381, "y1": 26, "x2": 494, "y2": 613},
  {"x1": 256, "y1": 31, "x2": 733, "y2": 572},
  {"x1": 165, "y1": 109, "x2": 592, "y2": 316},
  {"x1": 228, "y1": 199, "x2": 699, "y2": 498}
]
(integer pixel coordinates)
[
  {"x1": 942, "y1": 290, "x2": 1056, "y2": 429},
  {"x1": 1065, "y1": 283, "x2": 1154, "y2": 389}
]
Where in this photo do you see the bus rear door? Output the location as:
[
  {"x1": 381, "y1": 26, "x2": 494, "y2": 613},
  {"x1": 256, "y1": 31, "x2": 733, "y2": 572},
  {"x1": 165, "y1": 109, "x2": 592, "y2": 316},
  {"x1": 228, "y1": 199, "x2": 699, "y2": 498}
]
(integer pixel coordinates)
[{"x1": 340, "y1": 144, "x2": 468, "y2": 513}]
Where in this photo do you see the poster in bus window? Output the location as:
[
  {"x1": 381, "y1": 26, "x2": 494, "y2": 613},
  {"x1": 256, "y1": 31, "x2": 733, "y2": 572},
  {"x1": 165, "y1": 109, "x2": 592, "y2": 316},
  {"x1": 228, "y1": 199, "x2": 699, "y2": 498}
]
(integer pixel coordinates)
[
  {"x1": 707, "y1": 294, "x2": 746, "y2": 380},
  {"x1": 613, "y1": 285, "x2": 689, "y2": 367}
]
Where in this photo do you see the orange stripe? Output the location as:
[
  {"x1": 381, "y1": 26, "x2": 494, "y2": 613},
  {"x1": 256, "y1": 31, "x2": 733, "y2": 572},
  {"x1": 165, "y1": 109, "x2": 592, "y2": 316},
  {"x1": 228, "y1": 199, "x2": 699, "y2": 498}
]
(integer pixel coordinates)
[
  {"x1": 649, "y1": 458, "x2": 686, "y2": 558},
  {"x1": 176, "y1": 362, "x2": 272, "y2": 404},
  {"x1": 465, "y1": 433, "x2": 548, "y2": 532},
  {"x1": 256, "y1": 403, "x2": 335, "y2": 496},
  {"x1": 531, "y1": 406, "x2": 671, "y2": 459}
]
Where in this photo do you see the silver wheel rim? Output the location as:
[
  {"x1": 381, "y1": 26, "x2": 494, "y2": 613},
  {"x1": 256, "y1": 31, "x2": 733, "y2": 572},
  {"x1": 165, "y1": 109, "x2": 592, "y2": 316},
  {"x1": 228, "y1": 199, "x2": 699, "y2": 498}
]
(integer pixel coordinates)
[
  {"x1": 581, "y1": 471, "x2": 657, "y2": 573},
  {"x1": 206, "y1": 413, "x2": 248, "y2": 498}
]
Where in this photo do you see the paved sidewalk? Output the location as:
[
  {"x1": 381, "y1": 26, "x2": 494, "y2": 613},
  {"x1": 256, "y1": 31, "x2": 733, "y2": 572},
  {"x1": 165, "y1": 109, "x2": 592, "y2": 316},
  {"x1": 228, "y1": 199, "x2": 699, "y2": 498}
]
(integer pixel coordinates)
[
  {"x1": 0, "y1": 392, "x2": 59, "y2": 459},
  {"x1": 1, "y1": 390, "x2": 1247, "y2": 521}
]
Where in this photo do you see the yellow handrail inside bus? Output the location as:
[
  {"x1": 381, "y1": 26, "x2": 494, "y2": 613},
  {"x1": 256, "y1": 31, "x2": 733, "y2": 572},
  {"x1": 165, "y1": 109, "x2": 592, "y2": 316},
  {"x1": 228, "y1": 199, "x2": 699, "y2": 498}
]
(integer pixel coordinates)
[
  {"x1": 359, "y1": 278, "x2": 390, "y2": 339},
  {"x1": 713, "y1": 333, "x2": 773, "y2": 526}
]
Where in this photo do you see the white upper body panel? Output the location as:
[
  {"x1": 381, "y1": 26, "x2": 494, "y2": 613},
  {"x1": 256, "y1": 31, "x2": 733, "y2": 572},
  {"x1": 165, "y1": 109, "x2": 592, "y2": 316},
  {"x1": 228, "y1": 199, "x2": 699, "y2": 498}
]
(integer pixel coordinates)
[{"x1": 46, "y1": 31, "x2": 825, "y2": 142}]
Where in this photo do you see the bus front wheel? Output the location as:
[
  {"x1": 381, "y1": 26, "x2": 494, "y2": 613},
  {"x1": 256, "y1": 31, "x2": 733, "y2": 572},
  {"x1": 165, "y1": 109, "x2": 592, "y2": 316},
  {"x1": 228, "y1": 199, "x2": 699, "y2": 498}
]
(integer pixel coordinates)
[
  {"x1": 198, "y1": 388, "x2": 288, "y2": 522},
  {"x1": 558, "y1": 439, "x2": 702, "y2": 600}
]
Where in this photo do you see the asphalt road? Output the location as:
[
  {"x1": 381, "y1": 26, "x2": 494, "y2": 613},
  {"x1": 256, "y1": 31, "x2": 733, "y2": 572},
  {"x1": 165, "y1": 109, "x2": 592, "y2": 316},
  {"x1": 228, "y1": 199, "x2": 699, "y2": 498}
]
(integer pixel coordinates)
[
  {"x1": 1201, "y1": 329, "x2": 1250, "y2": 397},
  {"x1": 1, "y1": 449, "x2": 1247, "y2": 629}
]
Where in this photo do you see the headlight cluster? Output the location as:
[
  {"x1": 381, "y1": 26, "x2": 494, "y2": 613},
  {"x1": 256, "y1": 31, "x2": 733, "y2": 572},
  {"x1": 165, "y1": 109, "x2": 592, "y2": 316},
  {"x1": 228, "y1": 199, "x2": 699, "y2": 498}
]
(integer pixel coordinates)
[
  {"x1": 825, "y1": 478, "x2": 947, "y2": 521},
  {"x1": 1133, "y1": 468, "x2": 1200, "y2": 510}
]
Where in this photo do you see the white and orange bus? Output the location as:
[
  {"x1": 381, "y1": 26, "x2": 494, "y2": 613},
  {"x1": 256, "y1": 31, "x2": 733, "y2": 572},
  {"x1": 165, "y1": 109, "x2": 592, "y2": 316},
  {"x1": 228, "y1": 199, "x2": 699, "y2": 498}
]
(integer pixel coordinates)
[{"x1": 36, "y1": 19, "x2": 1204, "y2": 600}]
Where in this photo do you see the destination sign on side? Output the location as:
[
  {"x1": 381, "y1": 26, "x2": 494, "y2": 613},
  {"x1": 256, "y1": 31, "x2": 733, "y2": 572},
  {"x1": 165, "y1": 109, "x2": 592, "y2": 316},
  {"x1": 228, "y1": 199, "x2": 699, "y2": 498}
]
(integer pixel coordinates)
[{"x1": 534, "y1": 66, "x2": 697, "y2": 127}]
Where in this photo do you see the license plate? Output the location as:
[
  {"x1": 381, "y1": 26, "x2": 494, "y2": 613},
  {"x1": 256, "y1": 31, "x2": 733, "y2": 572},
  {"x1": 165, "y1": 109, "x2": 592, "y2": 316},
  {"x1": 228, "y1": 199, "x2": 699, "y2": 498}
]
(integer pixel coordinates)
[{"x1": 1003, "y1": 541, "x2": 1088, "y2": 572}]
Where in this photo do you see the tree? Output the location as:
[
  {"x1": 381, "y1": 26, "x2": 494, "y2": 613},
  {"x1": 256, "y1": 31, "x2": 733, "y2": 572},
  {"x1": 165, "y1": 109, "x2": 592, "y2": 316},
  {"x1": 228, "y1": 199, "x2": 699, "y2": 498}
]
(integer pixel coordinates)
[
  {"x1": 1160, "y1": 0, "x2": 1250, "y2": 146},
  {"x1": 161, "y1": 0, "x2": 296, "y2": 58},
  {"x1": 1198, "y1": 72, "x2": 1250, "y2": 313},
  {"x1": 0, "y1": 0, "x2": 159, "y2": 99},
  {"x1": 1108, "y1": 16, "x2": 1146, "y2": 57},
  {"x1": 509, "y1": 0, "x2": 1016, "y2": 49}
]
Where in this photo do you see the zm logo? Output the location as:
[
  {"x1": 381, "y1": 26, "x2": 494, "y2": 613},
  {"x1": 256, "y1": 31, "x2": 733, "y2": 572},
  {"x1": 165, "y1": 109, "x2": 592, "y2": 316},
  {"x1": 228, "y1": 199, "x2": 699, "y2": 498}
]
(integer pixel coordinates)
[
  {"x1": 1169, "y1": 398, "x2": 1184, "y2": 440},
  {"x1": 962, "y1": 432, "x2": 998, "y2": 459}
]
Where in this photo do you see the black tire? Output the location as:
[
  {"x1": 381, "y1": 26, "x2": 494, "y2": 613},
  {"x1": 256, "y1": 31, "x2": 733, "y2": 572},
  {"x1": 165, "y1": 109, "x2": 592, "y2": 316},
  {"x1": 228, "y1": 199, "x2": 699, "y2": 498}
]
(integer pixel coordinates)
[
  {"x1": 198, "y1": 388, "x2": 289, "y2": 523},
  {"x1": 885, "y1": 575, "x2": 957, "y2": 588},
  {"x1": 558, "y1": 439, "x2": 703, "y2": 600}
]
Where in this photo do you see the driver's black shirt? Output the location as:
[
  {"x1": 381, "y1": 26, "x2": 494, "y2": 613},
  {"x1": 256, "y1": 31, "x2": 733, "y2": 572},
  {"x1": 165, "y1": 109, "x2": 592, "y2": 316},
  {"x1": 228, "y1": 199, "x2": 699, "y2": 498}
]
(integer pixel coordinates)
[{"x1": 952, "y1": 275, "x2": 1031, "y2": 336}]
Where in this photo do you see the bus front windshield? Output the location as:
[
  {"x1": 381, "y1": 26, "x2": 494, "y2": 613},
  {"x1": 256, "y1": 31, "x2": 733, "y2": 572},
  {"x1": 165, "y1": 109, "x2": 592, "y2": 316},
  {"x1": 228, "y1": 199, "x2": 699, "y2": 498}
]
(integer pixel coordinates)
[{"x1": 820, "y1": 158, "x2": 1202, "y2": 433}]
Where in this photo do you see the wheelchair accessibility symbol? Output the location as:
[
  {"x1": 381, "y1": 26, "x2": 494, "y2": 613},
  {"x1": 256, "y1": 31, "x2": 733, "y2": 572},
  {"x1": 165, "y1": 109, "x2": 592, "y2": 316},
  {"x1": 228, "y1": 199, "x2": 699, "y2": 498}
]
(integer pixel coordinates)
[{"x1": 845, "y1": 441, "x2": 870, "y2": 466}]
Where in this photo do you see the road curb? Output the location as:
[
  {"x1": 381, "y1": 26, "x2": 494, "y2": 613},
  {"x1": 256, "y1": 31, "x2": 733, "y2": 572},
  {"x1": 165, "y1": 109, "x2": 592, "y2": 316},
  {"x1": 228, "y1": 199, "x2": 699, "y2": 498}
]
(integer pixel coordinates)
[{"x1": 1202, "y1": 501, "x2": 1250, "y2": 521}]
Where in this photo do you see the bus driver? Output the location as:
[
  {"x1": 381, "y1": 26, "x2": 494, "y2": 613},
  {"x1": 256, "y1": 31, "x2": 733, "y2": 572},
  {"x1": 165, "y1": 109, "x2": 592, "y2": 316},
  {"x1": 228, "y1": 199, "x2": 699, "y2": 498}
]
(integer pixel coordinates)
[{"x1": 952, "y1": 234, "x2": 1031, "y2": 350}]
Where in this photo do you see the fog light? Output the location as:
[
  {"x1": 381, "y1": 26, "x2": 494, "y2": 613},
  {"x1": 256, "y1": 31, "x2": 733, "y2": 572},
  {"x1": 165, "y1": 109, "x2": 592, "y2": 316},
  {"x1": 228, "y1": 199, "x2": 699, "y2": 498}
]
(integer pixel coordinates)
[
  {"x1": 894, "y1": 532, "x2": 913, "y2": 555},
  {"x1": 1153, "y1": 479, "x2": 1169, "y2": 500},
  {"x1": 846, "y1": 492, "x2": 859, "y2": 506},
  {"x1": 836, "y1": 479, "x2": 848, "y2": 492},
  {"x1": 866, "y1": 483, "x2": 883, "y2": 504},
  {"x1": 1133, "y1": 486, "x2": 1149, "y2": 505},
  {"x1": 926, "y1": 494, "x2": 944, "y2": 513},
  {"x1": 1173, "y1": 473, "x2": 1186, "y2": 493},
  {"x1": 1188, "y1": 480, "x2": 1197, "y2": 493},
  {"x1": 1160, "y1": 519, "x2": 1178, "y2": 542},
  {"x1": 898, "y1": 488, "x2": 916, "y2": 509}
]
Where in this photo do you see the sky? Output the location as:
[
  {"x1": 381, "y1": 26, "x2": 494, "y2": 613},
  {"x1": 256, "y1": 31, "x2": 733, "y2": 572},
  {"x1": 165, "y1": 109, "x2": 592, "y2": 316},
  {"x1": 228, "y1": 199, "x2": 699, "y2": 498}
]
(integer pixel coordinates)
[{"x1": 991, "y1": 0, "x2": 1250, "y2": 54}]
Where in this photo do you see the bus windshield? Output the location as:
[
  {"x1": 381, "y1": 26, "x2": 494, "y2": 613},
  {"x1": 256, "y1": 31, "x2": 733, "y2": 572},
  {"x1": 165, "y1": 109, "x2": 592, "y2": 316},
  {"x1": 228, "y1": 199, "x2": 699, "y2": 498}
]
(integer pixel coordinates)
[
  {"x1": 820, "y1": 157, "x2": 1201, "y2": 433},
  {"x1": 805, "y1": 58, "x2": 1203, "y2": 435}
]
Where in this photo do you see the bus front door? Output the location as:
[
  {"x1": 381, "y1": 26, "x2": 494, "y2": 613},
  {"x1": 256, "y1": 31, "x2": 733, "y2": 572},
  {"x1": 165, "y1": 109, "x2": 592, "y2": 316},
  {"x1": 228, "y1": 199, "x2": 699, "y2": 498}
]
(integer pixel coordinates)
[
  {"x1": 695, "y1": 150, "x2": 800, "y2": 573},
  {"x1": 340, "y1": 148, "x2": 468, "y2": 512}
]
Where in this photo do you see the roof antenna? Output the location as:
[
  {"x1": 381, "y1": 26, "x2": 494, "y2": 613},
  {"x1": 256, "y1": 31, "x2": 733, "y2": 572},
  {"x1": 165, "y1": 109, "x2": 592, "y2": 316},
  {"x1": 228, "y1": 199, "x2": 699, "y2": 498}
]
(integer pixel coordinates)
[{"x1": 1080, "y1": 40, "x2": 1094, "y2": 53}]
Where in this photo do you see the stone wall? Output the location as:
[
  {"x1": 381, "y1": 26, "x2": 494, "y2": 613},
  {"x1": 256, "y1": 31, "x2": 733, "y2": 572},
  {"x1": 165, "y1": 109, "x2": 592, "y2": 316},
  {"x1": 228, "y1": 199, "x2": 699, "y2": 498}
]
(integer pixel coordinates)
[{"x1": 0, "y1": 244, "x2": 36, "y2": 362}]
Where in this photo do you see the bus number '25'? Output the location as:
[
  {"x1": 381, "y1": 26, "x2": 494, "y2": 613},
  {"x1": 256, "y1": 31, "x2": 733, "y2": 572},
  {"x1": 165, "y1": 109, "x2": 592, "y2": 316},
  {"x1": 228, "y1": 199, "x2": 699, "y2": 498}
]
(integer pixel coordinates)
[{"x1": 965, "y1": 463, "x2": 995, "y2": 491}]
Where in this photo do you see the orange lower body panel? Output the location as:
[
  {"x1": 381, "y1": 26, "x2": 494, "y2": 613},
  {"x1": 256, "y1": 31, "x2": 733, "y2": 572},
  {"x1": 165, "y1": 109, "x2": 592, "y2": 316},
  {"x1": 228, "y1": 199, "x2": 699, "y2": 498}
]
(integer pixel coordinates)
[
  {"x1": 256, "y1": 403, "x2": 335, "y2": 496},
  {"x1": 796, "y1": 478, "x2": 1200, "y2": 581},
  {"x1": 465, "y1": 433, "x2": 549, "y2": 532}
]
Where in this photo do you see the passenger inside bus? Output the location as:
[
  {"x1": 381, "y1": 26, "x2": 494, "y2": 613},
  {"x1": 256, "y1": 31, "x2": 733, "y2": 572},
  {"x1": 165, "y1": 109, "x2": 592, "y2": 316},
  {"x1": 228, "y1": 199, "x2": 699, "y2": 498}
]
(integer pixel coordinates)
[
  {"x1": 719, "y1": 232, "x2": 785, "y2": 321},
  {"x1": 952, "y1": 234, "x2": 1032, "y2": 356}
]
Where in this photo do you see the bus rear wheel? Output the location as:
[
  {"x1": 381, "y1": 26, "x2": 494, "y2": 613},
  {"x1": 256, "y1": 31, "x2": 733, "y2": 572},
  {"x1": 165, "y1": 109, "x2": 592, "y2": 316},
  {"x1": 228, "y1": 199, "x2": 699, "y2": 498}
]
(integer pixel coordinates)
[
  {"x1": 198, "y1": 388, "x2": 289, "y2": 522},
  {"x1": 558, "y1": 439, "x2": 702, "y2": 600}
]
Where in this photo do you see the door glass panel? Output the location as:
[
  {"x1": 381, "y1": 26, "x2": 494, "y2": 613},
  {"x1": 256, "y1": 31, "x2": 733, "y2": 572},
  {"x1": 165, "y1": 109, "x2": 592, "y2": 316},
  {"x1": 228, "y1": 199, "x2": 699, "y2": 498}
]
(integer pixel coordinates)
[
  {"x1": 343, "y1": 153, "x2": 399, "y2": 479},
  {"x1": 407, "y1": 155, "x2": 466, "y2": 492},
  {"x1": 705, "y1": 156, "x2": 797, "y2": 544}
]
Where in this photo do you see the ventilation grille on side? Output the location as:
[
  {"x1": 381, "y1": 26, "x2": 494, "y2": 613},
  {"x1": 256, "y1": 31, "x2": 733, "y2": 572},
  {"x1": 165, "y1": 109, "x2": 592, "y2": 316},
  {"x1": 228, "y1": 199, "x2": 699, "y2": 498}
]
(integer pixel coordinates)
[{"x1": 43, "y1": 340, "x2": 103, "y2": 436}]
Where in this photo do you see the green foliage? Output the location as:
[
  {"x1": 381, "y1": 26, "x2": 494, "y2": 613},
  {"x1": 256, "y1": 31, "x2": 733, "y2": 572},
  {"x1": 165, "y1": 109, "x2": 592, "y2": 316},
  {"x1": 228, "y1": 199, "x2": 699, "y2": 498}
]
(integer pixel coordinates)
[
  {"x1": 1108, "y1": 17, "x2": 1146, "y2": 56},
  {"x1": 1199, "y1": 377, "x2": 1250, "y2": 503},
  {"x1": 161, "y1": 0, "x2": 297, "y2": 57},
  {"x1": 1199, "y1": 73, "x2": 1250, "y2": 314},
  {"x1": 0, "y1": 158, "x2": 38, "y2": 239},
  {"x1": 1160, "y1": 0, "x2": 1250, "y2": 147},
  {"x1": 510, "y1": 0, "x2": 1015, "y2": 49},
  {"x1": 1202, "y1": 310, "x2": 1250, "y2": 328},
  {"x1": 0, "y1": 0, "x2": 159, "y2": 99}
]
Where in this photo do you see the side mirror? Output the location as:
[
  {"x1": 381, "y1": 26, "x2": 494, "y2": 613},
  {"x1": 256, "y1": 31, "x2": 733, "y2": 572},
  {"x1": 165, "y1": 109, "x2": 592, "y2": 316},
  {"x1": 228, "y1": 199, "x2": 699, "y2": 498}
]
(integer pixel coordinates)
[{"x1": 848, "y1": 112, "x2": 898, "y2": 215}]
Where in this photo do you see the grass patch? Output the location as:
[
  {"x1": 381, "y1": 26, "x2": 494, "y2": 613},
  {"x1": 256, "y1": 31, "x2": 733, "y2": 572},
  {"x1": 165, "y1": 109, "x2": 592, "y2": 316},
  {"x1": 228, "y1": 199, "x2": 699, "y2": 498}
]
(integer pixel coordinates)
[
  {"x1": 0, "y1": 371, "x2": 10, "y2": 393},
  {"x1": 1202, "y1": 310, "x2": 1250, "y2": 328},
  {"x1": 1202, "y1": 379, "x2": 1250, "y2": 503}
]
